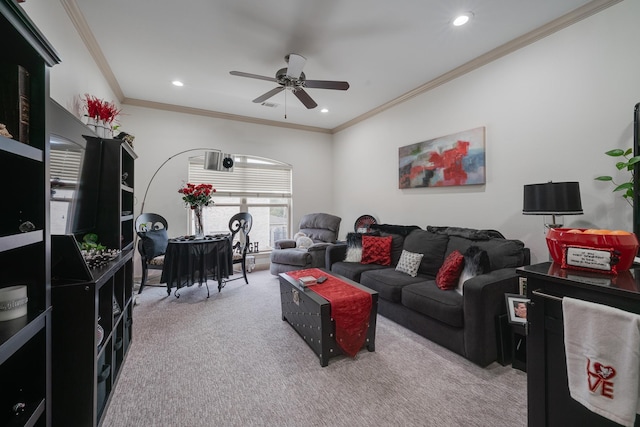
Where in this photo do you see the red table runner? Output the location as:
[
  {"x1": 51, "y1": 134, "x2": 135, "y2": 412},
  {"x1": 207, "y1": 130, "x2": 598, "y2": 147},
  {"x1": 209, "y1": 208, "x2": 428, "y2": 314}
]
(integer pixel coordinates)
[{"x1": 287, "y1": 268, "x2": 372, "y2": 357}]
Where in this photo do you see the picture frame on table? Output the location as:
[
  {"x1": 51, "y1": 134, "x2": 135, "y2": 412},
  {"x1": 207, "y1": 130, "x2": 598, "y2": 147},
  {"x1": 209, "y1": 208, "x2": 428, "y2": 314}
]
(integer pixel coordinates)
[{"x1": 505, "y1": 293, "x2": 529, "y2": 325}]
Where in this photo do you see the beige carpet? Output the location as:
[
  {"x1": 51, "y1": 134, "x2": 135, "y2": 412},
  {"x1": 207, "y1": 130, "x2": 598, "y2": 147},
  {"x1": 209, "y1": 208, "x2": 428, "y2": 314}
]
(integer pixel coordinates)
[{"x1": 102, "y1": 269, "x2": 527, "y2": 427}]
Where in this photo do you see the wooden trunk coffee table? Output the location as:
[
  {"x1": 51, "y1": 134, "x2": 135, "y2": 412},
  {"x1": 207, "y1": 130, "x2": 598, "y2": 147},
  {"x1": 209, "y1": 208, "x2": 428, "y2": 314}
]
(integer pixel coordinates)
[{"x1": 279, "y1": 269, "x2": 378, "y2": 367}]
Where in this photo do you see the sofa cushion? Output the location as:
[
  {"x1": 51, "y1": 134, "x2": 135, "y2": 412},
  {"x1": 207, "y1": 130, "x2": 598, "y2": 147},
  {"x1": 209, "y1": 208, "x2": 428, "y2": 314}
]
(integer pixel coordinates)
[
  {"x1": 360, "y1": 268, "x2": 430, "y2": 303},
  {"x1": 270, "y1": 248, "x2": 310, "y2": 267},
  {"x1": 446, "y1": 235, "x2": 526, "y2": 270},
  {"x1": 403, "y1": 229, "x2": 449, "y2": 276},
  {"x1": 330, "y1": 261, "x2": 388, "y2": 283},
  {"x1": 361, "y1": 235, "x2": 392, "y2": 265},
  {"x1": 436, "y1": 250, "x2": 464, "y2": 290},
  {"x1": 395, "y1": 250, "x2": 424, "y2": 277},
  {"x1": 344, "y1": 231, "x2": 379, "y2": 262},
  {"x1": 402, "y1": 281, "x2": 464, "y2": 328},
  {"x1": 298, "y1": 212, "x2": 341, "y2": 243}
]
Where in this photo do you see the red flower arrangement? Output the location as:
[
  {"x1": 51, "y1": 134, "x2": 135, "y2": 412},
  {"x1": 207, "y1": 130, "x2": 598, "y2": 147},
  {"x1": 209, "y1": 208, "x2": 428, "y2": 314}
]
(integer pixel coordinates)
[
  {"x1": 83, "y1": 94, "x2": 121, "y2": 124},
  {"x1": 178, "y1": 183, "x2": 216, "y2": 208}
]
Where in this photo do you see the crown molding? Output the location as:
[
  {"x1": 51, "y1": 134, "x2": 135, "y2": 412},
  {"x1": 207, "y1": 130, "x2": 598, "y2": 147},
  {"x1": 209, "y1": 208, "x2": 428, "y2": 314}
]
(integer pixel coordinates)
[{"x1": 123, "y1": 98, "x2": 332, "y2": 134}]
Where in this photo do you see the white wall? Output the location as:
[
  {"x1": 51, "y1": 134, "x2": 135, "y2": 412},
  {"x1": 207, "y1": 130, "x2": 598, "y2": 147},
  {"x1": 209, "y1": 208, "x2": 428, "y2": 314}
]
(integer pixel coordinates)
[
  {"x1": 123, "y1": 105, "x2": 333, "y2": 239},
  {"x1": 333, "y1": 0, "x2": 640, "y2": 264}
]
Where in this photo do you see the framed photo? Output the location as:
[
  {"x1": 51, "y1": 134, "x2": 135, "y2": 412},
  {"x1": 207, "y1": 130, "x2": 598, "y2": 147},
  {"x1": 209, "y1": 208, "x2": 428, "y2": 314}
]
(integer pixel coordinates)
[{"x1": 505, "y1": 293, "x2": 529, "y2": 325}]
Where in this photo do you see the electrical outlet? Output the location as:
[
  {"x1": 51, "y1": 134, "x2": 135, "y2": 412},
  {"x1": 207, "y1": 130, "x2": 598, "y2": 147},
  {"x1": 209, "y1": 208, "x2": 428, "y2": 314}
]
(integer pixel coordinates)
[{"x1": 519, "y1": 277, "x2": 527, "y2": 295}]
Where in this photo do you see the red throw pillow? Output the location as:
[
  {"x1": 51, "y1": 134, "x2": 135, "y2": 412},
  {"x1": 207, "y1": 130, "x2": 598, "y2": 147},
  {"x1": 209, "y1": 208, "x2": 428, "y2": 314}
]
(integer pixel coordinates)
[
  {"x1": 436, "y1": 250, "x2": 465, "y2": 290},
  {"x1": 361, "y1": 235, "x2": 392, "y2": 265}
]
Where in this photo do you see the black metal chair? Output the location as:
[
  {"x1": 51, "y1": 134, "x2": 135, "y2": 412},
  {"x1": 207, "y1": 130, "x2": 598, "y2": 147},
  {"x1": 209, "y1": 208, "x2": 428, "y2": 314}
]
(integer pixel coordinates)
[
  {"x1": 135, "y1": 213, "x2": 169, "y2": 294},
  {"x1": 228, "y1": 212, "x2": 253, "y2": 284}
]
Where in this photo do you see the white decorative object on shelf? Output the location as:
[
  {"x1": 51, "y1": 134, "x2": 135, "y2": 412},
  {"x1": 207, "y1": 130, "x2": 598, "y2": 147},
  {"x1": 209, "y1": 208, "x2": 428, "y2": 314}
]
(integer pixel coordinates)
[{"x1": 0, "y1": 285, "x2": 28, "y2": 321}]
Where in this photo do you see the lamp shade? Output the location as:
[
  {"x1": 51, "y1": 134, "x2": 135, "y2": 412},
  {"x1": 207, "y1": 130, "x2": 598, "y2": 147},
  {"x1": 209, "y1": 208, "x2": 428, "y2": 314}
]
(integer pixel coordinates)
[
  {"x1": 204, "y1": 151, "x2": 234, "y2": 172},
  {"x1": 523, "y1": 182, "x2": 583, "y2": 215}
]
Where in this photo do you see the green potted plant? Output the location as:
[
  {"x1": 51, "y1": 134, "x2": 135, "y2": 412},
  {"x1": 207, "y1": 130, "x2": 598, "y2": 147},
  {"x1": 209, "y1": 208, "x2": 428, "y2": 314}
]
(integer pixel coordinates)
[{"x1": 595, "y1": 148, "x2": 640, "y2": 207}]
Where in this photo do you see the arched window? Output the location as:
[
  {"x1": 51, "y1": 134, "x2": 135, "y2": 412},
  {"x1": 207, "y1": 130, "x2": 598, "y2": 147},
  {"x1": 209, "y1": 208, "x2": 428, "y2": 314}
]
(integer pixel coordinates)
[{"x1": 188, "y1": 155, "x2": 292, "y2": 251}]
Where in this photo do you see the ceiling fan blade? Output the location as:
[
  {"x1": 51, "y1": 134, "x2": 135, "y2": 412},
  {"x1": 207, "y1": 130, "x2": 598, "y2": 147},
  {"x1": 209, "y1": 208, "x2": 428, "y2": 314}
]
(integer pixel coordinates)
[
  {"x1": 304, "y1": 80, "x2": 350, "y2": 90},
  {"x1": 285, "y1": 53, "x2": 306, "y2": 79},
  {"x1": 252, "y1": 87, "x2": 284, "y2": 103},
  {"x1": 230, "y1": 71, "x2": 277, "y2": 83},
  {"x1": 293, "y1": 88, "x2": 317, "y2": 109}
]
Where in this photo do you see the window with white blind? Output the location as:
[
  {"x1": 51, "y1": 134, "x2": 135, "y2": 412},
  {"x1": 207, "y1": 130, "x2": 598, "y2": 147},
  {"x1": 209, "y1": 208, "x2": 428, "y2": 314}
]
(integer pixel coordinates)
[
  {"x1": 188, "y1": 155, "x2": 292, "y2": 251},
  {"x1": 49, "y1": 138, "x2": 84, "y2": 234}
]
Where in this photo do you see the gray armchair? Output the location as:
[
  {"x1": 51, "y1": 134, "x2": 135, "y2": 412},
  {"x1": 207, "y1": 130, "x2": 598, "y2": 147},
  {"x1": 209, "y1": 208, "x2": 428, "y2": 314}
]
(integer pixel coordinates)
[{"x1": 270, "y1": 213, "x2": 342, "y2": 275}]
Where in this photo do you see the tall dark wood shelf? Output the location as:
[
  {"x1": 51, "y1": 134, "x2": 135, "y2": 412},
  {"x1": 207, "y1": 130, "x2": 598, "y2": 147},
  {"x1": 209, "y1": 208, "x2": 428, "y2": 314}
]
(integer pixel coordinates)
[
  {"x1": 0, "y1": 1, "x2": 60, "y2": 426},
  {"x1": 49, "y1": 117, "x2": 136, "y2": 424}
]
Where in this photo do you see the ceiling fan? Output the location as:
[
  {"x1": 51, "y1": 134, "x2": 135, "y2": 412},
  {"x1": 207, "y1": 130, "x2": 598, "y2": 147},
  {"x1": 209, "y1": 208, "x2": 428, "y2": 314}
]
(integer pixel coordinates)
[{"x1": 230, "y1": 53, "x2": 349, "y2": 109}]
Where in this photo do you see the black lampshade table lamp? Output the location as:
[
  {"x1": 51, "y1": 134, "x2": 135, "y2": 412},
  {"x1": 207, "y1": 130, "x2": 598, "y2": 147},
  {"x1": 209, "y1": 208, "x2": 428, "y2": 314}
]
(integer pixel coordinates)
[{"x1": 523, "y1": 181, "x2": 583, "y2": 230}]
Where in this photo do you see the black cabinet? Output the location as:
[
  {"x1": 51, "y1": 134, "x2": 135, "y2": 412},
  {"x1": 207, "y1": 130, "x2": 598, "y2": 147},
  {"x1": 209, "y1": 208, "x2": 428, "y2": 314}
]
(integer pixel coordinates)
[
  {"x1": 51, "y1": 236, "x2": 133, "y2": 426},
  {"x1": 518, "y1": 262, "x2": 640, "y2": 427},
  {"x1": 50, "y1": 135, "x2": 136, "y2": 426},
  {"x1": 0, "y1": 1, "x2": 59, "y2": 426}
]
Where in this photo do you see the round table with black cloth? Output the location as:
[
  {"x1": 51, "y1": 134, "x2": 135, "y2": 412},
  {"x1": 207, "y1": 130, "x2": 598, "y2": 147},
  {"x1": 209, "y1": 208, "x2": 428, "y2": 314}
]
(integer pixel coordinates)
[{"x1": 160, "y1": 235, "x2": 233, "y2": 297}]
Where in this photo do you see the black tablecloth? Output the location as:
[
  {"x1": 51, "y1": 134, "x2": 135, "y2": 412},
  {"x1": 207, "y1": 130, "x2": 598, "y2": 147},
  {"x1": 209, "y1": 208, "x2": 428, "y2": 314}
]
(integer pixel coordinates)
[{"x1": 161, "y1": 235, "x2": 233, "y2": 294}]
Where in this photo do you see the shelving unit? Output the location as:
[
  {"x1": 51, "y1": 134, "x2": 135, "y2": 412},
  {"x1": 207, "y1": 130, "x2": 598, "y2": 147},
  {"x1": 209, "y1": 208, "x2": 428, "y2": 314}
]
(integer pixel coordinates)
[
  {"x1": 0, "y1": 1, "x2": 59, "y2": 426},
  {"x1": 50, "y1": 129, "x2": 136, "y2": 425},
  {"x1": 51, "y1": 236, "x2": 133, "y2": 427},
  {"x1": 90, "y1": 137, "x2": 137, "y2": 251}
]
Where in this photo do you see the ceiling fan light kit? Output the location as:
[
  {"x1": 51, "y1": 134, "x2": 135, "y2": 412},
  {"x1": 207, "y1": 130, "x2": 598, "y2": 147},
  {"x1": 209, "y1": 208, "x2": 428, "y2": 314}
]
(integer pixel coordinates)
[{"x1": 230, "y1": 53, "x2": 350, "y2": 114}]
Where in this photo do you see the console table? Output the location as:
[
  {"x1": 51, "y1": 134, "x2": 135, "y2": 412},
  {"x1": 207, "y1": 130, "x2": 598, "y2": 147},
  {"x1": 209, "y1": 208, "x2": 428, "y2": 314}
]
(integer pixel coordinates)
[
  {"x1": 161, "y1": 235, "x2": 233, "y2": 297},
  {"x1": 518, "y1": 262, "x2": 640, "y2": 427}
]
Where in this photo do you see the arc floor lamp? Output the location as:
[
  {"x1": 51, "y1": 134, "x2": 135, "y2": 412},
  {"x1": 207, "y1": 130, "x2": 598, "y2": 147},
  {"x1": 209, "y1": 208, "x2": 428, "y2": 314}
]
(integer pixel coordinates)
[{"x1": 139, "y1": 149, "x2": 233, "y2": 214}]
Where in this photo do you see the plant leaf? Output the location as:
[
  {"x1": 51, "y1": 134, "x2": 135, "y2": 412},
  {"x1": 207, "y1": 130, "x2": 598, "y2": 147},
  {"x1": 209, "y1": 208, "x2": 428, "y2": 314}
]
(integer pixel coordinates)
[
  {"x1": 595, "y1": 176, "x2": 613, "y2": 181},
  {"x1": 616, "y1": 162, "x2": 628, "y2": 170},
  {"x1": 628, "y1": 156, "x2": 640, "y2": 165},
  {"x1": 614, "y1": 182, "x2": 633, "y2": 192},
  {"x1": 605, "y1": 149, "x2": 625, "y2": 157},
  {"x1": 625, "y1": 148, "x2": 634, "y2": 157}
]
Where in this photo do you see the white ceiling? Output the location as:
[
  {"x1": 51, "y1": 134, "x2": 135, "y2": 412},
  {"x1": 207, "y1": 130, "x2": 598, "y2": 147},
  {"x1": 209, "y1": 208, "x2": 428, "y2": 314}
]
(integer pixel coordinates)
[{"x1": 70, "y1": 0, "x2": 607, "y2": 132}]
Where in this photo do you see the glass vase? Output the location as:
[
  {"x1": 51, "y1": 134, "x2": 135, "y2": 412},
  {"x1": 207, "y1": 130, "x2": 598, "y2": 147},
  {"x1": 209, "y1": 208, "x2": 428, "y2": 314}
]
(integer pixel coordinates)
[{"x1": 193, "y1": 205, "x2": 205, "y2": 239}]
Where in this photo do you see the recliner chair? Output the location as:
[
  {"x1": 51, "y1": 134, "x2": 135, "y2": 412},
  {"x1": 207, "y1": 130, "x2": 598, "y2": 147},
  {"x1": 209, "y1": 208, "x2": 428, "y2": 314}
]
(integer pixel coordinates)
[{"x1": 270, "y1": 212, "x2": 341, "y2": 275}]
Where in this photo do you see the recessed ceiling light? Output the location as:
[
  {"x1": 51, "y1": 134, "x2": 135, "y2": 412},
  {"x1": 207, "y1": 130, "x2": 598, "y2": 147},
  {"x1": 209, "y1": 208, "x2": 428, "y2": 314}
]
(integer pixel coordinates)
[
  {"x1": 172, "y1": 80, "x2": 184, "y2": 87},
  {"x1": 453, "y1": 12, "x2": 473, "y2": 27},
  {"x1": 320, "y1": 108, "x2": 329, "y2": 113}
]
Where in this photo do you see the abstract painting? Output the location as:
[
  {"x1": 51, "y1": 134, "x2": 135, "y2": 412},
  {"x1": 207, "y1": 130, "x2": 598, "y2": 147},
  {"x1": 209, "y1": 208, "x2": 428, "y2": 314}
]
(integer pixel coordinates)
[{"x1": 398, "y1": 127, "x2": 485, "y2": 189}]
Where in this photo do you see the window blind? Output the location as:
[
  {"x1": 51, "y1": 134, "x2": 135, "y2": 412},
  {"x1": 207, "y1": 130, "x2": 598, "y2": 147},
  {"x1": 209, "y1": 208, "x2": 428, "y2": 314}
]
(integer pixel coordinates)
[
  {"x1": 50, "y1": 148, "x2": 82, "y2": 183},
  {"x1": 188, "y1": 156, "x2": 292, "y2": 198}
]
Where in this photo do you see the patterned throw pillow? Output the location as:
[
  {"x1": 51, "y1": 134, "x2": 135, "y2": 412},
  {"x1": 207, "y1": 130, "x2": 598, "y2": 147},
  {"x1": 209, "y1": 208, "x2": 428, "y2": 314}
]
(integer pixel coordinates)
[
  {"x1": 436, "y1": 250, "x2": 465, "y2": 290},
  {"x1": 343, "y1": 231, "x2": 379, "y2": 262},
  {"x1": 395, "y1": 250, "x2": 424, "y2": 277},
  {"x1": 361, "y1": 235, "x2": 393, "y2": 265}
]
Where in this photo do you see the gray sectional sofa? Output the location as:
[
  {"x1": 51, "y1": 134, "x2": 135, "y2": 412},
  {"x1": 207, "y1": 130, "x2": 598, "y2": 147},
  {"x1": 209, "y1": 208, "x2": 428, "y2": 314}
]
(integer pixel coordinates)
[{"x1": 325, "y1": 224, "x2": 530, "y2": 367}]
